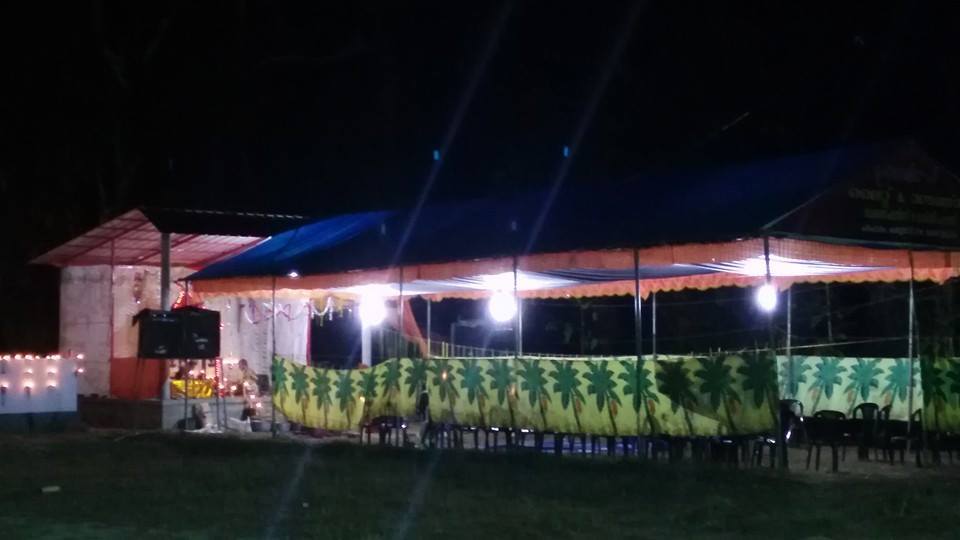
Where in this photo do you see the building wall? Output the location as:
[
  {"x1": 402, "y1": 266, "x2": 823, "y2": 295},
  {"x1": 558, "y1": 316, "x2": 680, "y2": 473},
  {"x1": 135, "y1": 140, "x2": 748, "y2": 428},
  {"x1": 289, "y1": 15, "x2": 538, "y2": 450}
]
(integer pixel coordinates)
[
  {"x1": 60, "y1": 266, "x2": 111, "y2": 395},
  {"x1": 61, "y1": 265, "x2": 190, "y2": 396}
]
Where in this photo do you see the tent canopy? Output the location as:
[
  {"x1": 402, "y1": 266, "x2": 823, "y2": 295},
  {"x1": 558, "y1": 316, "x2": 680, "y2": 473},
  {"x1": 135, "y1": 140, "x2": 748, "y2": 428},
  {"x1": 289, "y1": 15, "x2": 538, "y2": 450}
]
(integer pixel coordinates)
[
  {"x1": 189, "y1": 142, "x2": 960, "y2": 299},
  {"x1": 32, "y1": 208, "x2": 311, "y2": 268}
]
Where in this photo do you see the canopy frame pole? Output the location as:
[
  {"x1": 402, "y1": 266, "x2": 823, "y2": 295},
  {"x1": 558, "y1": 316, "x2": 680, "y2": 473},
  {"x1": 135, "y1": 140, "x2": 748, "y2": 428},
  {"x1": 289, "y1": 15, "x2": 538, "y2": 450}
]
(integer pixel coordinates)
[
  {"x1": 651, "y1": 292, "x2": 657, "y2": 360},
  {"x1": 786, "y1": 286, "x2": 793, "y2": 397},
  {"x1": 514, "y1": 256, "x2": 522, "y2": 357},
  {"x1": 907, "y1": 251, "x2": 917, "y2": 454},
  {"x1": 426, "y1": 299, "x2": 432, "y2": 359},
  {"x1": 633, "y1": 248, "x2": 642, "y2": 360},
  {"x1": 763, "y1": 236, "x2": 787, "y2": 469},
  {"x1": 396, "y1": 266, "x2": 404, "y2": 361},
  {"x1": 160, "y1": 232, "x2": 171, "y2": 311},
  {"x1": 270, "y1": 276, "x2": 278, "y2": 438}
]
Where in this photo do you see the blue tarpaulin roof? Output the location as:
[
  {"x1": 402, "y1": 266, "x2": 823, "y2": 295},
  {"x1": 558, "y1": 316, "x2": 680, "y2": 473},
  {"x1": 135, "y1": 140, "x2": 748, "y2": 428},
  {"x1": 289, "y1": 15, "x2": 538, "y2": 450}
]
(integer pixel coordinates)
[{"x1": 189, "y1": 142, "x2": 931, "y2": 281}]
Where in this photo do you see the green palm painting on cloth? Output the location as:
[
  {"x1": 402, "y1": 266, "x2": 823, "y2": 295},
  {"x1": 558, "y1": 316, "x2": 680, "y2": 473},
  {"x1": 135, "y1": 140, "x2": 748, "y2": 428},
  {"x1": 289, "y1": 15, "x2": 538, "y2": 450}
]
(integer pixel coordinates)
[
  {"x1": 845, "y1": 359, "x2": 881, "y2": 415},
  {"x1": 271, "y1": 356, "x2": 289, "y2": 407},
  {"x1": 290, "y1": 364, "x2": 310, "y2": 423},
  {"x1": 458, "y1": 358, "x2": 489, "y2": 426},
  {"x1": 809, "y1": 358, "x2": 846, "y2": 413},
  {"x1": 358, "y1": 369, "x2": 379, "y2": 424},
  {"x1": 550, "y1": 360, "x2": 586, "y2": 433},
  {"x1": 656, "y1": 360, "x2": 698, "y2": 435},
  {"x1": 779, "y1": 356, "x2": 810, "y2": 399},
  {"x1": 404, "y1": 359, "x2": 427, "y2": 400},
  {"x1": 695, "y1": 356, "x2": 741, "y2": 433},
  {"x1": 486, "y1": 358, "x2": 516, "y2": 428},
  {"x1": 312, "y1": 368, "x2": 333, "y2": 427},
  {"x1": 518, "y1": 358, "x2": 551, "y2": 429},
  {"x1": 334, "y1": 370, "x2": 356, "y2": 428},
  {"x1": 737, "y1": 353, "x2": 777, "y2": 424},
  {"x1": 619, "y1": 359, "x2": 659, "y2": 434},
  {"x1": 380, "y1": 359, "x2": 403, "y2": 414},
  {"x1": 882, "y1": 359, "x2": 911, "y2": 407},
  {"x1": 429, "y1": 359, "x2": 460, "y2": 422},
  {"x1": 584, "y1": 360, "x2": 621, "y2": 435}
]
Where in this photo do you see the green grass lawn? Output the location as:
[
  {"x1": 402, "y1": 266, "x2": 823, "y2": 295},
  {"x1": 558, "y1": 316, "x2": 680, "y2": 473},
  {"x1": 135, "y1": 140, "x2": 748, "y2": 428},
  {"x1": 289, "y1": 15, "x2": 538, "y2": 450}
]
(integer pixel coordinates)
[{"x1": 0, "y1": 433, "x2": 956, "y2": 539}]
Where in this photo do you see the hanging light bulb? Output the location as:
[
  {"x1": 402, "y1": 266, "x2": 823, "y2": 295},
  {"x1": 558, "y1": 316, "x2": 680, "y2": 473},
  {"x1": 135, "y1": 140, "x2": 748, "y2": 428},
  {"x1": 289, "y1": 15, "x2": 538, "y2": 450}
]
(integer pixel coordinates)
[
  {"x1": 358, "y1": 294, "x2": 387, "y2": 327},
  {"x1": 488, "y1": 291, "x2": 517, "y2": 323},
  {"x1": 755, "y1": 282, "x2": 778, "y2": 313}
]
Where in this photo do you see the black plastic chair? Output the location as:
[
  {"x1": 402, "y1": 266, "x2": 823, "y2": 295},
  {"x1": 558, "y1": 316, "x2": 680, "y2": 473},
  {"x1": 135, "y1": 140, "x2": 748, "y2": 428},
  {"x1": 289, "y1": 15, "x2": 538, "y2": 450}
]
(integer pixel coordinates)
[
  {"x1": 752, "y1": 399, "x2": 804, "y2": 468},
  {"x1": 361, "y1": 415, "x2": 408, "y2": 446},
  {"x1": 846, "y1": 402, "x2": 880, "y2": 461},
  {"x1": 883, "y1": 408, "x2": 924, "y2": 467},
  {"x1": 806, "y1": 410, "x2": 847, "y2": 472}
]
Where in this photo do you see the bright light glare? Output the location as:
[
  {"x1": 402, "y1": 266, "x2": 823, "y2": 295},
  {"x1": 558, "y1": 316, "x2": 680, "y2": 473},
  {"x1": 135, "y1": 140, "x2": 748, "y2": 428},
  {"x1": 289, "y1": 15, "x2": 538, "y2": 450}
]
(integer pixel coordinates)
[
  {"x1": 358, "y1": 295, "x2": 387, "y2": 327},
  {"x1": 488, "y1": 291, "x2": 517, "y2": 322},
  {"x1": 755, "y1": 283, "x2": 778, "y2": 313},
  {"x1": 287, "y1": 270, "x2": 300, "y2": 278}
]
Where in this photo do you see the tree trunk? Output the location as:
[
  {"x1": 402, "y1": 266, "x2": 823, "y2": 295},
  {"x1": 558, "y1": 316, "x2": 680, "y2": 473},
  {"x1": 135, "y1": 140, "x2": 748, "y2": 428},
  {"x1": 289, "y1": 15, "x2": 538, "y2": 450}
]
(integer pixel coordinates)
[
  {"x1": 723, "y1": 399, "x2": 737, "y2": 434},
  {"x1": 476, "y1": 396, "x2": 486, "y2": 427},
  {"x1": 607, "y1": 402, "x2": 618, "y2": 437},
  {"x1": 682, "y1": 407, "x2": 695, "y2": 436},
  {"x1": 539, "y1": 396, "x2": 548, "y2": 431},
  {"x1": 811, "y1": 387, "x2": 823, "y2": 413},
  {"x1": 573, "y1": 399, "x2": 583, "y2": 433}
]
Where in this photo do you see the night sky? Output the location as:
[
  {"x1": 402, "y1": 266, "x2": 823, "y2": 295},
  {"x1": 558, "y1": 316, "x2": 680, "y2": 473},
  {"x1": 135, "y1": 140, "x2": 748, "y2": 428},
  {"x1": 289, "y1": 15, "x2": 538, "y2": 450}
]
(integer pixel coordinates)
[{"x1": 2, "y1": 2, "x2": 959, "y2": 350}]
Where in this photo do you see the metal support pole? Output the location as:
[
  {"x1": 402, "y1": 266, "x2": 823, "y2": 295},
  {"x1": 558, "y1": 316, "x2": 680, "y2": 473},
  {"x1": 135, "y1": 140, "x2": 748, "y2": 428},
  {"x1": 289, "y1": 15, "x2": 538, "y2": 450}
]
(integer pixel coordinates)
[
  {"x1": 397, "y1": 267, "x2": 404, "y2": 360},
  {"x1": 651, "y1": 292, "x2": 657, "y2": 360},
  {"x1": 907, "y1": 253, "x2": 917, "y2": 453},
  {"x1": 513, "y1": 256, "x2": 522, "y2": 357},
  {"x1": 762, "y1": 236, "x2": 787, "y2": 468},
  {"x1": 786, "y1": 286, "x2": 793, "y2": 398},
  {"x1": 270, "y1": 276, "x2": 278, "y2": 437},
  {"x1": 426, "y1": 299, "x2": 432, "y2": 358},
  {"x1": 633, "y1": 248, "x2": 642, "y2": 360},
  {"x1": 825, "y1": 284, "x2": 834, "y2": 343},
  {"x1": 160, "y1": 232, "x2": 171, "y2": 310}
]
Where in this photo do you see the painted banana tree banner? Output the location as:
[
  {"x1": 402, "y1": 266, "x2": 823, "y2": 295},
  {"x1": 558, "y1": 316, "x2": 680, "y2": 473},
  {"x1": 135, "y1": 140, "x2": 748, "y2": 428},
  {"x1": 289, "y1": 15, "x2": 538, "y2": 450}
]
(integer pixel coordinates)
[
  {"x1": 272, "y1": 354, "x2": 960, "y2": 435},
  {"x1": 919, "y1": 357, "x2": 960, "y2": 432},
  {"x1": 426, "y1": 354, "x2": 779, "y2": 437},
  {"x1": 776, "y1": 356, "x2": 922, "y2": 421},
  {"x1": 271, "y1": 357, "x2": 420, "y2": 431}
]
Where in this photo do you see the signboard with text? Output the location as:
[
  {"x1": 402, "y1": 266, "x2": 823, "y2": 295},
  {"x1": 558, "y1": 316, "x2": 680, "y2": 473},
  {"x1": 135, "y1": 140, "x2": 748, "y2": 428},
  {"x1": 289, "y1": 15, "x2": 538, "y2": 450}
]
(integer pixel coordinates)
[{"x1": 769, "y1": 143, "x2": 960, "y2": 248}]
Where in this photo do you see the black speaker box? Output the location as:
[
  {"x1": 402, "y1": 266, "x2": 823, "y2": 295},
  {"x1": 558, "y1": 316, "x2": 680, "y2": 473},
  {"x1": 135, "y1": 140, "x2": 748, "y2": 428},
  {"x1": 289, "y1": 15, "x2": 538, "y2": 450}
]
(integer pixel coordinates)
[
  {"x1": 178, "y1": 307, "x2": 220, "y2": 359},
  {"x1": 133, "y1": 308, "x2": 221, "y2": 359},
  {"x1": 133, "y1": 309, "x2": 182, "y2": 359}
]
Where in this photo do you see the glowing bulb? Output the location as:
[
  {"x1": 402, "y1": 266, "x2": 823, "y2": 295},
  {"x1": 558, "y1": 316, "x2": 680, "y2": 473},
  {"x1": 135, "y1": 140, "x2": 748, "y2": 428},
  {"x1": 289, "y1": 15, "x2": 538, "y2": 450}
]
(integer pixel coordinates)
[
  {"x1": 358, "y1": 295, "x2": 387, "y2": 327},
  {"x1": 487, "y1": 291, "x2": 517, "y2": 322},
  {"x1": 47, "y1": 368, "x2": 57, "y2": 376},
  {"x1": 51, "y1": 355, "x2": 61, "y2": 361},
  {"x1": 76, "y1": 368, "x2": 85, "y2": 374},
  {"x1": 24, "y1": 380, "x2": 34, "y2": 390},
  {"x1": 441, "y1": 371, "x2": 447, "y2": 381},
  {"x1": 230, "y1": 385, "x2": 238, "y2": 392},
  {"x1": 755, "y1": 283, "x2": 778, "y2": 313},
  {"x1": 287, "y1": 270, "x2": 300, "y2": 278},
  {"x1": 14, "y1": 355, "x2": 22, "y2": 360},
  {"x1": 47, "y1": 382, "x2": 57, "y2": 389},
  {"x1": 77, "y1": 354, "x2": 85, "y2": 360},
  {"x1": 25, "y1": 355, "x2": 33, "y2": 360}
]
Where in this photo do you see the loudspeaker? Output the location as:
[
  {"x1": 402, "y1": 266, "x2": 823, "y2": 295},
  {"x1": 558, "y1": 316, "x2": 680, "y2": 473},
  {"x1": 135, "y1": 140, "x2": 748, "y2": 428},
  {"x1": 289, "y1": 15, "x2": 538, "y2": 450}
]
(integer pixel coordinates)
[
  {"x1": 133, "y1": 308, "x2": 221, "y2": 359},
  {"x1": 178, "y1": 307, "x2": 220, "y2": 359},
  {"x1": 134, "y1": 309, "x2": 182, "y2": 359}
]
